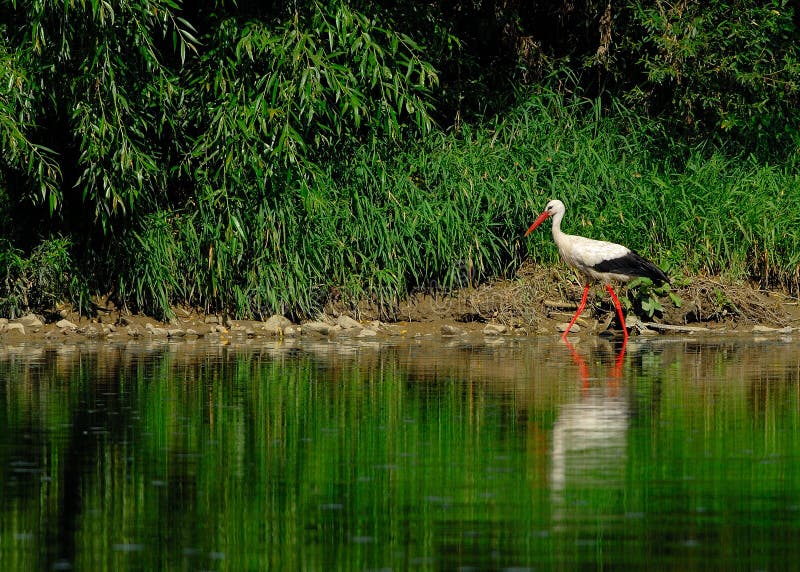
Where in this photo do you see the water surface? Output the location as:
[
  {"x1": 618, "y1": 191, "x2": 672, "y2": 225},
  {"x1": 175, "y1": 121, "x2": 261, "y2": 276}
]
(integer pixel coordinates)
[{"x1": 1, "y1": 335, "x2": 799, "y2": 570}]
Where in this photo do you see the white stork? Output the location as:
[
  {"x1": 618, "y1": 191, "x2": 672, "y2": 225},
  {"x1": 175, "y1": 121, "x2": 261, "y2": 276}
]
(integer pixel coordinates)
[{"x1": 526, "y1": 199, "x2": 669, "y2": 340}]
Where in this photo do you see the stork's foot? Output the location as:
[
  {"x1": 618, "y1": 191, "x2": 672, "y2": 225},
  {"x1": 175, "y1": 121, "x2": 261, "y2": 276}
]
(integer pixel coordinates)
[
  {"x1": 622, "y1": 316, "x2": 644, "y2": 335},
  {"x1": 601, "y1": 309, "x2": 630, "y2": 334},
  {"x1": 600, "y1": 314, "x2": 627, "y2": 334}
]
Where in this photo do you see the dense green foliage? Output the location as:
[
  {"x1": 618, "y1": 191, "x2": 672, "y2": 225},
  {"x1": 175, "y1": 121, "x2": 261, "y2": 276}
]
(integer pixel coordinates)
[
  {"x1": 0, "y1": 237, "x2": 79, "y2": 318},
  {"x1": 624, "y1": 0, "x2": 800, "y2": 150},
  {"x1": 0, "y1": 0, "x2": 798, "y2": 319}
]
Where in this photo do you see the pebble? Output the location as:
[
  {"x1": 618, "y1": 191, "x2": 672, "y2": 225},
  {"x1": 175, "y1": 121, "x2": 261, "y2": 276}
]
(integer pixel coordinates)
[
  {"x1": 16, "y1": 314, "x2": 44, "y2": 328},
  {"x1": 483, "y1": 323, "x2": 507, "y2": 335},
  {"x1": 303, "y1": 321, "x2": 341, "y2": 336},
  {"x1": 263, "y1": 314, "x2": 292, "y2": 334},
  {"x1": 145, "y1": 323, "x2": 169, "y2": 337},
  {"x1": 336, "y1": 315, "x2": 362, "y2": 330},
  {"x1": 441, "y1": 324, "x2": 466, "y2": 336},
  {"x1": 5, "y1": 323, "x2": 25, "y2": 334},
  {"x1": 284, "y1": 325, "x2": 301, "y2": 337},
  {"x1": 751, "y1": 325, "x2": 793, "y2": 334}
]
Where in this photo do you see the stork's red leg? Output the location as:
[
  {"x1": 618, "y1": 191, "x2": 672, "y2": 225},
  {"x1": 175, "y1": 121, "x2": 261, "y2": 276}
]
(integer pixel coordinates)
[
  {"x1": 562, "y1": 283, "x2": 590, "y2": 339},
  {"x1": 604, "y1": 284, "x2": 629, "y2": 342},
  {"x1": 562, "y1": 336, "x2": 590, "y2": 388},
  {"x1": 612, "y1": 337, "x2": 627, "y2": 380}
]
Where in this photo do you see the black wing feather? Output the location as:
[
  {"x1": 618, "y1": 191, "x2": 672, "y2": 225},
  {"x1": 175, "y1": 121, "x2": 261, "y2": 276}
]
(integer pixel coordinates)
[{"x1": 593, "y1": 250, "x2": 670, "y2": 285}]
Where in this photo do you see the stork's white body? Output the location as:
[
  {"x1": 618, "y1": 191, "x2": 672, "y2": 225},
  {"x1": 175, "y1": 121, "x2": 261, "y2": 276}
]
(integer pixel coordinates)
[
  {"x1": 553, "y1": 233, "x2": 635, "y2": 284},
  {"x1": 536, "y1": 200, "x2": 669, "y2": 286}
]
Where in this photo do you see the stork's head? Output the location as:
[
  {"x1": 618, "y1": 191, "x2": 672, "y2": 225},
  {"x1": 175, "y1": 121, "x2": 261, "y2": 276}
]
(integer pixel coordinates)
[{"x1": 525, "y1": 199, "x2": 565, "y2": 236}]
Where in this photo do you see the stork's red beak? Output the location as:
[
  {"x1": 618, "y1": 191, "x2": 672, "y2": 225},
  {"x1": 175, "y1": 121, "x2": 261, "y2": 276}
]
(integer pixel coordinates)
[{"x1": 525, "y1": 210, "x2": 551, "y2": 237}]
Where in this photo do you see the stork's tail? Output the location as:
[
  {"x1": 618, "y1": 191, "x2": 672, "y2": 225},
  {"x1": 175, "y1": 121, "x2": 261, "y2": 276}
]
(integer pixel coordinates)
[{"x1": 634, "y1": 253, "x2": 670, "y2": 286}]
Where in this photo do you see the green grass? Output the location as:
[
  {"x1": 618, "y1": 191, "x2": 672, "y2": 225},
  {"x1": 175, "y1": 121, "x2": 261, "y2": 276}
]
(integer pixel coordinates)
[{"x1": 2, "y1": 90, "x2": 799, "y2": 319}]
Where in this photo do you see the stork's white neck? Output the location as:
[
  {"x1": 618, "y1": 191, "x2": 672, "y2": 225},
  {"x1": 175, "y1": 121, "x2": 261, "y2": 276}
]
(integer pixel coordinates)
[{"x1": 550, "y1": 208, "x2": 567, "y2": 249}]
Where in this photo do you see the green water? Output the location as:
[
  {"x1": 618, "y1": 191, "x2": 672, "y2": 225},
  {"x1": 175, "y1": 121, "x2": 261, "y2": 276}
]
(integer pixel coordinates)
[{"x1": 1, "y1": 335, "x2": 799, "y2": 570}]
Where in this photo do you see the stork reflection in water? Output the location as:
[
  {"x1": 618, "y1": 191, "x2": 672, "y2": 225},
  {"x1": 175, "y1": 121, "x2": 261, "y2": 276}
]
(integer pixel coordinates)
[{"x1": 550, "y1": 337, "x2": 632, "y2": 528}]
